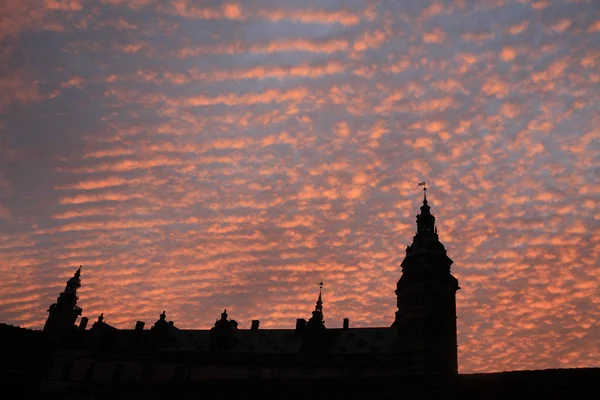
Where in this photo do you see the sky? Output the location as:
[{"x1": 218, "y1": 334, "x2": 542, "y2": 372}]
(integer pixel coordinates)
[{"x1": 0, "y1": 0, "x2": 599, "y2": 374}]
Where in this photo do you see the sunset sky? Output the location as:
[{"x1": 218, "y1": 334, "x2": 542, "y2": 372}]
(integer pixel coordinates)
[{"x1": 0, "y1": 0, "x2": 599, "y2": 374}]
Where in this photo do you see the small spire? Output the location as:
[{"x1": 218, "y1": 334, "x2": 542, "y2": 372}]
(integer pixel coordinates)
[
  {"x1": 315, "y1": 281, "x2": 323, "y2": 313},
  {"x1": 306, "y1": 281, "x2": 325, "y2": 329},
  {"x1": 160, "y1": 310, "x2": 166, "y2": 320},
  {"x1": 97, "y1": 313, "x2": 104, "y2": 323}
]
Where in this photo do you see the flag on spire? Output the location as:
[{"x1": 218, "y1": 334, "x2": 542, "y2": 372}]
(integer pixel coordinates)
[{"x1": 418, "y1": 181, "x2": 426, "y2": 186}]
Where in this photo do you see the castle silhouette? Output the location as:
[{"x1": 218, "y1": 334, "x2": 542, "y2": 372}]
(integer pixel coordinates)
[
  {"x1": 2, "y1": 190, "x2": 598, "y2": 398},
  {"x1": 43, "y1": 188, "x2": 459, "y2": 371}
]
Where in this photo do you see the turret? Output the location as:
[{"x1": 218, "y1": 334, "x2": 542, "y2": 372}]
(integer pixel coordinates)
[{"x1": 43, "y1": 266, "x2": 83, "y2": 338}]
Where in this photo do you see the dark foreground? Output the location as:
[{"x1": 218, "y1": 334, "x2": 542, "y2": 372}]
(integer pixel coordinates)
[{"x1": 9, "y1": 367, "x2": 600, "y2": 400}]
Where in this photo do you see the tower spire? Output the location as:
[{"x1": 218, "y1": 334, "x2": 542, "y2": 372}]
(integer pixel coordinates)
[
  {"x1": 404, "y1": 185, "x2": 447, "y2": 258},
  {"x1": 315, "y1": 281, "x2": 323, "y2": 313},
  {"x1": 306, "y1": 281, "x2": 325, "y2": 329}
]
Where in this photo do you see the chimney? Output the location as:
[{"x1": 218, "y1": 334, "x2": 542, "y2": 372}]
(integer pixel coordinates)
[
  {"x1": 343, "y1": 318, "x2": 349, "y2": 330},
  {"x1": 79, "y1": 317, "x2": 89, "y2": 331},
  {"x1": 230, "y1": 320, "x2": 238, "y2": 329},
  {"x1": 251, "y1": 320, "x2": 260, "y2": 330},
  {"x1": 135, "y1": 321, "x2": 145, "y2": 332},
  {"x1": 296, "y1": 318, "x2": 306, "y2": 332}
]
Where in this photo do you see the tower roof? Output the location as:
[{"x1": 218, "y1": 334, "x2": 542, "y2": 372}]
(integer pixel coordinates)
[{"x1": 405, "y1": 186, "x2": 448, "y2": 258}]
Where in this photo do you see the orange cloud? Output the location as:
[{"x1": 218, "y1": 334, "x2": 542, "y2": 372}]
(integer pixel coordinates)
[
  {"x1": 255, "y1": 7, "x2": 361, "y2": 26},
  {"x1": 423, "y1": 27, "x2": 447, "y2": 43},
  {"x1": 184, "y1": 87, "x2": 309, "y2": 107},
  {"x1": 44, "y1": 0, "x2": 83, "y2": 11}
]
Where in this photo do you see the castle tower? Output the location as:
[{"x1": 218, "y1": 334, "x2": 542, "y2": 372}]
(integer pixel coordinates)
[
  {"x1": 395, "y1": 188, "x2": 460, "y2": 374},
  {"x1": 43, "y1": 266, "x2": 83, "y2": 337}
]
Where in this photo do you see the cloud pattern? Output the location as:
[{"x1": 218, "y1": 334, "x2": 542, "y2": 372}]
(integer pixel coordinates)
[{"x1": 0, "y1": 0, "x2": 599, "y2": 373}]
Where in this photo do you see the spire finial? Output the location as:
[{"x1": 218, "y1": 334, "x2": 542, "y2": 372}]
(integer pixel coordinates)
[{"x1": 418, "y1": 181, "x2": 427, "y2": 204}]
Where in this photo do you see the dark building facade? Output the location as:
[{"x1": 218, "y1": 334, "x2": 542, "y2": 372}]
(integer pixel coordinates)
[{"x1": 2, "y1": 191, "x2": 598, "y2": 398}]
